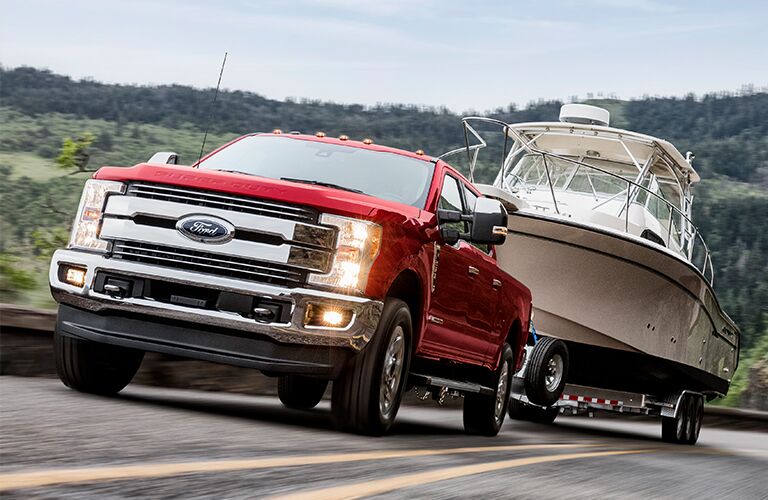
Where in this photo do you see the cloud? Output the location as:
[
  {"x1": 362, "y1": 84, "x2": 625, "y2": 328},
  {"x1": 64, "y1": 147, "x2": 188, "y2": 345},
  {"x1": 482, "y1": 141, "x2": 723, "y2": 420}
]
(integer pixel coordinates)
[{"x1": 577, "y1": 0, "x2": 683, "y2": 14}]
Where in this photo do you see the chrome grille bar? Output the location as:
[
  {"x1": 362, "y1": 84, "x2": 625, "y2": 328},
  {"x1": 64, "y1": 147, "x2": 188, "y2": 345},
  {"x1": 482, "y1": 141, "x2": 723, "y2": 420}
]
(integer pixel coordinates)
[
  {"x1": 126, "y1": 183, "x2": 317, "y2": 223},
  {"x1": 112, "y1": 241, "x2": 306, "y2": 287}
]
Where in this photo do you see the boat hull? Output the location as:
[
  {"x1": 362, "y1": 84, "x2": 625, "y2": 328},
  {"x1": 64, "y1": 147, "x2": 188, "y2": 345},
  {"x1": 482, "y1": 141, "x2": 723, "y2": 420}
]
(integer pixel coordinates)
[{"x1": 498, "y1": 211, "x2": 739, "y2": 396}]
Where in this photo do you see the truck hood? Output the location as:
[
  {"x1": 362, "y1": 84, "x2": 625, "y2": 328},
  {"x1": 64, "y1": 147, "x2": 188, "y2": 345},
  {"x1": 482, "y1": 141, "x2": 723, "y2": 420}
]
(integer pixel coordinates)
[{"x1": 94, "y1": 164, "x2": 425, "y2": 222}]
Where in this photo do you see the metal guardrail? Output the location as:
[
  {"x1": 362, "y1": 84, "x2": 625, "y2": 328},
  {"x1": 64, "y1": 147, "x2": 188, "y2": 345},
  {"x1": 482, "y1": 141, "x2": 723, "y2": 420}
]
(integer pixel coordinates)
[{"x1": 442, "y1": 117, "x2": 715, "y2": 285}]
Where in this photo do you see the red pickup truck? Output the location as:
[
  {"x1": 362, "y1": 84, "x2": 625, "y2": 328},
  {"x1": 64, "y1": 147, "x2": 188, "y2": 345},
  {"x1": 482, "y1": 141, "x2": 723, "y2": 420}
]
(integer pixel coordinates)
[{"x1": 49, "y1": 132, "x2": 533, "y2": 436}]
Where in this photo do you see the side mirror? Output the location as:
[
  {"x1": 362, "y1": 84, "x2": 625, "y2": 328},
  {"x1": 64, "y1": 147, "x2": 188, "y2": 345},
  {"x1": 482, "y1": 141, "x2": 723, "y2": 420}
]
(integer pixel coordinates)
[
  {"x1": 440, "y1": 226, "x2": 461, "y2": 245},
  {"x1": 148, "y1": 152, "x2": 179, "y2": 164},
  {"x1": 437, "y1": 209, "x2": 467, "y2": 245},
  {"x1": 470, "y1": 198, "x2": 508, "y2": 245}
]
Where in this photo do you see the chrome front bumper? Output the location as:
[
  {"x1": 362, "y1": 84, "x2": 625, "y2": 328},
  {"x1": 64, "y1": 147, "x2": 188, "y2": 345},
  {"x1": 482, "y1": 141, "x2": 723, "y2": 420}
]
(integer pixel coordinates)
[{"x1": 50, "y1": 249, "x2": 383, "y2": 351}]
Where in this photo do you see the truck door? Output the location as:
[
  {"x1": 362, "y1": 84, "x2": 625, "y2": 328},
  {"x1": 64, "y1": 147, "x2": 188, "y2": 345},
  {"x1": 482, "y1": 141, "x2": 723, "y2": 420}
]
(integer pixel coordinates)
[
  {"x1": 423, "y1": 174, "x2": 489, "y2": 365},
  {"x1": 462, "y1": 184, "x2": 505, "y2": 367}
]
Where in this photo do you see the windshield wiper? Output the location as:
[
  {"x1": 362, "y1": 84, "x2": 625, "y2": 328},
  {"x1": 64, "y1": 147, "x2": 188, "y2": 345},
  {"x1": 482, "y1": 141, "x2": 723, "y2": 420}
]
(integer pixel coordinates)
[
  {"x1": 280, "y1": 177, "x2": 365, "y2": 194},
  {"x1": 211, "y1": 169, "x2": 258, "y2": 176}
]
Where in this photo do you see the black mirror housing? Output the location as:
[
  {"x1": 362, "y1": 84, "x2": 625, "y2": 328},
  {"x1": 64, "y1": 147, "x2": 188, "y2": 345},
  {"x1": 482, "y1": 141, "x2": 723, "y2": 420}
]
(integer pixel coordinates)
[
  {"x1": 440, "y1": 226, "x2": 461, "y2": 245},
  {"x1": 437, "y1": 209, "x2": 463, "y2": 223},
  {"x1": 470, "y1": 198, "x2": 508, "y2": 245}
]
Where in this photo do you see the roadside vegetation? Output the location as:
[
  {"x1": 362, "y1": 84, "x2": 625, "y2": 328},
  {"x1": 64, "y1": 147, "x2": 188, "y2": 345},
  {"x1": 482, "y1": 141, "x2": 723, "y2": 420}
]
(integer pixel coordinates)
[{"x1": 0, "y1": 66, "x2": 765, "y2": 405}]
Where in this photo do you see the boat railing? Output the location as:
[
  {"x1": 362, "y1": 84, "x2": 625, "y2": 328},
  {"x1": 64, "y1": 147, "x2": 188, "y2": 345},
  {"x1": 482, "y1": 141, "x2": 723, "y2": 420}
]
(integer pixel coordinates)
[{"x1": 440, "y1": 117, "x2": 715, "y2": 286}]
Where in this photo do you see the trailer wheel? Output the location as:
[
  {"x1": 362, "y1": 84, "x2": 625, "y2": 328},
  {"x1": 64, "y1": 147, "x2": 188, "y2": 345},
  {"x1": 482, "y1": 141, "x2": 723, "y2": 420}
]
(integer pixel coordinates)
[
  {"x1": 528, "y1": 406, "x2": 559, "y2": 424},
  {"x1": 463, "y1": 345, "x2": 513, "y2": 436},
  {"x1": 662, "y1": 393, "x2": 702, "y2": 445},
  {"x1": 524, "y1": 337, "x2": 568, "y2": 407},
  {"x1": 54, "y1": 331, "x2": 144, "y2": 396},
  {"x1": 278, "y1": 375, "x2": 328, "y2": 410},
  {"x1": 507, "y1": 399, "x2": 558, "y2": 424},
  {"x1": 686, "y1": 396, "x2": 704, "y2": 445},
  {"x1": 332, "y1": 298, "x2": 411, "y2": 436}
]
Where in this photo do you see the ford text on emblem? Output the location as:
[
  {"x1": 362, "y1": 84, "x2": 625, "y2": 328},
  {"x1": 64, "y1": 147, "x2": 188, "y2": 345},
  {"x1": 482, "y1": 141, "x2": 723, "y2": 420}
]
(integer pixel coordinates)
[{"x1": 176, "y1": 215, "x2": 235, "y2": 244}]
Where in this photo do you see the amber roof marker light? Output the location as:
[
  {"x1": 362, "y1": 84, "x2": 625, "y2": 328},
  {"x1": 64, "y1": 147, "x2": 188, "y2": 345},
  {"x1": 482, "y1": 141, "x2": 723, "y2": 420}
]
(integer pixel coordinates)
[
  {"x1": 272, "y1": 128, "x2": 283, "y2": 134},
  {"x1": 338, "y1": 134, "x2": 349, "y2": 141},
  {"x1": 415, "y1": 149, "x2": 425, "y2": 156},
  {"x1": 316, "y1": 131, "x2": 326, "y2": 138},
  {"x1": 362, "y1": 138, "x2": 374, "y2": 145}
]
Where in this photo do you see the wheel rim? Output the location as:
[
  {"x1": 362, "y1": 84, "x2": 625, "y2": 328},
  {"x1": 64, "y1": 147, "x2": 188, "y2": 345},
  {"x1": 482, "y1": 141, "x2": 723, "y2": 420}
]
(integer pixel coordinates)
[
  {"x1": 494, "y1": 359, "x2": 510, "y2": 424},
  {"x1": 379, "y1": 326, "x2": 405, "y2": 420},
  {"x1": 544, "y1": 354, "x2": 564, "y2": 392}
]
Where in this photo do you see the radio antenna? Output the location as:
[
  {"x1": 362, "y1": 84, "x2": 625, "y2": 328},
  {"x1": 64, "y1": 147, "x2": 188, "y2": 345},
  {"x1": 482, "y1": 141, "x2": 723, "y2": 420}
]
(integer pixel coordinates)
[{"x1": 197, "y1": 52, "x2": 228, "y2": 166}]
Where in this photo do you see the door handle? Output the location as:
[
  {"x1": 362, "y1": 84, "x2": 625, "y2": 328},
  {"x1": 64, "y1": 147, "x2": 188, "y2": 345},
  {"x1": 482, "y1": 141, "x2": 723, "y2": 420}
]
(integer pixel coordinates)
[
  {"x1": 492, "y1": 279, "x2": 502, "y2": 289},
  {"x1": 467, "y1": 266, "x2": 480, "y2": 276}
]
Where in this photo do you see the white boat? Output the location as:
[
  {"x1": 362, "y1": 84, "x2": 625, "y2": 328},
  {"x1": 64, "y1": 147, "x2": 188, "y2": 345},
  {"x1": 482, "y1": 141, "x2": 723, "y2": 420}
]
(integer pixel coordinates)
[{"x1": 445, "y1": 104, "x2": 739, "y2": 398}]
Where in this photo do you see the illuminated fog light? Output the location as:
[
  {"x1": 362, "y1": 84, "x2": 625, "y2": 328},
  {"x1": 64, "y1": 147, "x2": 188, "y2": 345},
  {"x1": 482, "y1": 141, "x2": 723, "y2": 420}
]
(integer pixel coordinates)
[
  {"x1": 61, "y1": 265, "x2": 87, "y2": 287},
  {"x1": 322, "y1": 310, "x2": 345, "y2": 327},
  {"x1": 304, "y1": 304, "x2": 353, "y2": 329}
]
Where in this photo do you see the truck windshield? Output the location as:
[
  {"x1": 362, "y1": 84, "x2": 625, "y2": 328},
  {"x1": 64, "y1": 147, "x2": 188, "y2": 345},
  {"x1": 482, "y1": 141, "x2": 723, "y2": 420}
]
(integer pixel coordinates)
[{"x1": 197, "y1": 136, "x2": 435, "y2": 208}]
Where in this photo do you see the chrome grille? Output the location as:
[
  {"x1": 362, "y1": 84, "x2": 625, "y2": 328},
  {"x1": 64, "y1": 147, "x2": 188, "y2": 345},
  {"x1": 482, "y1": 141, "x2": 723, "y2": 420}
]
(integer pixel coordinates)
[
  {"x1": 111, "y1": 241, "x2": 306, "y2": 287},
  {"x1": 126, "y1": 183, "x2": 317, "y2": 223}
]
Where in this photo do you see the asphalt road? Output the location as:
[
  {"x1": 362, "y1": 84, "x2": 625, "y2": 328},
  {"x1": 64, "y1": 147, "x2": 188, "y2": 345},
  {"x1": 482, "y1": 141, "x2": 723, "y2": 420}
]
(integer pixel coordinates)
[{"x1": 1, "y1": 377, "x2": 766, "y2": 499}]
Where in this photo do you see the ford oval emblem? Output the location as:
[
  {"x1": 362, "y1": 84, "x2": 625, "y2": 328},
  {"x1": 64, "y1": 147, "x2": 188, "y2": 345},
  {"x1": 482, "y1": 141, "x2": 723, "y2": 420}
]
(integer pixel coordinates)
[{"x1": 176, "y1": 215, "x2": 235, "y2": 244}]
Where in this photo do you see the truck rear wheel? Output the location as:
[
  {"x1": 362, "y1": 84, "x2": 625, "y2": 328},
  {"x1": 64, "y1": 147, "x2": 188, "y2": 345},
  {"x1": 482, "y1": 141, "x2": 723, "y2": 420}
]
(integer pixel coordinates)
[
  {"x1": 463, "y1": 345, "x2": 513, "y2": 436},
  {"x1": 277, "y1": 375, "x2": 328, "y2": 410},
  {"x1": 332, "y1": 298, "x2": 412, "y2": 436},
  {"x1": 54, "y1": 331, "x2": 144, "y2": 396},
  {"x1": 524, "y1": 336, "x2": 568, "y2": 407}
]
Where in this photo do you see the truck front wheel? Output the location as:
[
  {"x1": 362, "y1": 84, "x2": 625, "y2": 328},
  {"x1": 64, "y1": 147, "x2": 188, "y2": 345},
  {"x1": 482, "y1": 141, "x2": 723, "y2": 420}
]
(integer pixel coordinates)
[
  {"x1": 54, "y1": 331, "x2": 144, "y2": 396},
  {"x1": 463, "y1": 344, "x2": 513, "y2": 436},
  {"x1": 332, "y1": 298, "x2": 412, "y2": 435},
  {"x1": 277, "y1": 375, "x2": 328, "y2": 410}
]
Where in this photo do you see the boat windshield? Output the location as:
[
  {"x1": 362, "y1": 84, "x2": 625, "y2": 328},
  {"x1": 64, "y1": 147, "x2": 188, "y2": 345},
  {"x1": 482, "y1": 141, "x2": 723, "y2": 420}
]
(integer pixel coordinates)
[
  {"x1": 197, "y1": 135, "x2": 435, "y2": 208},
  {"x1": 508, "y1": 155, "x2": 637, "y2": 198}
]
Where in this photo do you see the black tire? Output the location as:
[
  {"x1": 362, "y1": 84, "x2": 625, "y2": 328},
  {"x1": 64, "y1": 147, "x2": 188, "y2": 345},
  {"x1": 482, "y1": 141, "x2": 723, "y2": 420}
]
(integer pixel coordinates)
[
  {"x1": 524, "y1": 336, "x2": 569, "y2": 407},
  {"x1": 277, "y1": 375, "x2": 328, "y2": 410},
  {"x1": 527, "y1": 405, "x2": 559, "y2": 424},
  {"x1": 463, "y1": 345, "x2": 513, "y2": 436},
  {"x1": 331, "y1": 298, "x2": 412, "y2": 436},
  {"x1": 507, "y1": 397, "x2": 528, "y2": 420},
  {"x1": 54, "y1": 331, "x2": 144, "y2": 396},
  {"x1": 685, "y1": 395, "x2": 703, "y2": 445},
  {"x1": 507, "y1": 398, "x2": 558, "y2": 424},
  {"x1": 662, "y1": 393, "x2": 701, "y2": 445}
]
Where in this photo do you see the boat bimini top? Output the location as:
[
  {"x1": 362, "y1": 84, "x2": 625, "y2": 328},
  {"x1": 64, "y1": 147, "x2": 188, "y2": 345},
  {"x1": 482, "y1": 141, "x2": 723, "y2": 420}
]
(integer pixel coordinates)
[{"x1": 440, "y1": 104, "x2": 714, "y2": 285}]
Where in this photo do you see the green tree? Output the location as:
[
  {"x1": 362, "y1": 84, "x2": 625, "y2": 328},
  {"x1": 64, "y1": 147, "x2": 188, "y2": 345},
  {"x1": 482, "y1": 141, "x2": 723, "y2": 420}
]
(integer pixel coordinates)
[
  {"x1": 56, "y1": 132, "x2": 96, "y2": 173},
  {"x1": 0, "y1": 252, "x2": 36, "y2": 301}
]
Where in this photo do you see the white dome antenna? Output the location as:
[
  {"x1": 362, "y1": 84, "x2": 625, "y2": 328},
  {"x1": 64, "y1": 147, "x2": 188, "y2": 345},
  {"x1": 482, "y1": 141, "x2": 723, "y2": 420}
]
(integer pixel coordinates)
[{"x1": 559, "y1": 104, "x2": 610, "y2": 127}]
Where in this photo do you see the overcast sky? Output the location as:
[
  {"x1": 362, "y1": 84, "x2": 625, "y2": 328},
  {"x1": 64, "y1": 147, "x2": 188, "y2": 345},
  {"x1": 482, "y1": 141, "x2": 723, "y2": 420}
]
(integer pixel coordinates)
[{"x1": 1, "y1": 0, "x2": 766, "y2": 112}]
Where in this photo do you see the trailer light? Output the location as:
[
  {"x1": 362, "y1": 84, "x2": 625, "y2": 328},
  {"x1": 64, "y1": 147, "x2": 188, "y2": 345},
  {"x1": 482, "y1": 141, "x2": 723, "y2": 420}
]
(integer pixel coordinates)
[
  {"x1": 415, "y1": 149, "x2": 425, "y2": 156},
  {"x1": 304, "y1": 303, "x2": 353, "y2": 329},
  {"x1": 309, "y1": 214, "x2": 382, "y2": 293},
  {"x1": 339, "y1": 134, "x2": 349, "y2": 141},
  {"x1": 69, "y1": 180, "x2": 125, "y2": 252},
  {"x1": 61, "y1": 265, "x2": 87, "y2": 287},
  {"x1": 272, "y1": 129, "x2": 283, "y2": 134},
  {"x1": 362, "y1": 138, "x2": 373, "y2": 145},
  {"x1": 316, "y1": 131, "x2": 326, "y2": 137}
]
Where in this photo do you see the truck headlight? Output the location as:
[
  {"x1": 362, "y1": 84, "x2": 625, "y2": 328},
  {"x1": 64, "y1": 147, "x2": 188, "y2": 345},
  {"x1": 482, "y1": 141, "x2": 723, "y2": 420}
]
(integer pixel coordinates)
[
  {"x1": 68, "y1": 179, "x2": 125, "y2": 252},
  {"x1": 309, "y1": 214, "x2": 382, "y2": 293}
]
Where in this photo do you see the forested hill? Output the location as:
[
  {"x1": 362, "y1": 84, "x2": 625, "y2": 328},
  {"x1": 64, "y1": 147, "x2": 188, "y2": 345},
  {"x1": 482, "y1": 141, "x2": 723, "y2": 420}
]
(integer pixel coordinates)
[
  {"x1": 2, "y1": 67, "x2": 767, "y2": 186},
  {"x1": 0, "y1": 67, "x2": 766, "y2": 404}
]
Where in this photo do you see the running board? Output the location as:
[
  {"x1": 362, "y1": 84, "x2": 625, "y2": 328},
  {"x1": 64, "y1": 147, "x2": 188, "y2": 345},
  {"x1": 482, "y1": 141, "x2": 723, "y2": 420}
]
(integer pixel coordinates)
[{"x1": 409, "y1": 373, "x2": 495, "y2": 397}]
